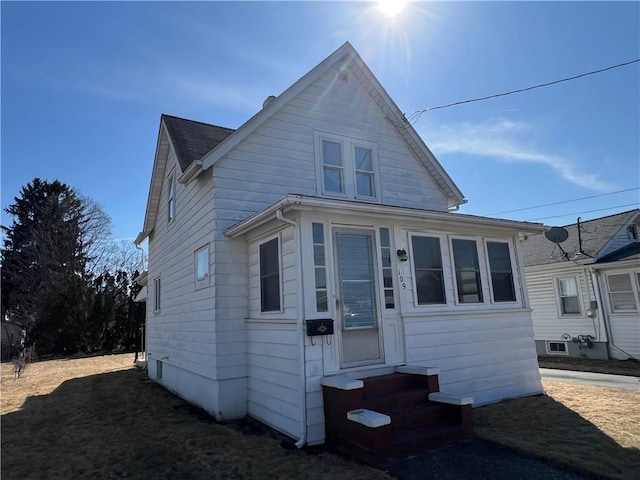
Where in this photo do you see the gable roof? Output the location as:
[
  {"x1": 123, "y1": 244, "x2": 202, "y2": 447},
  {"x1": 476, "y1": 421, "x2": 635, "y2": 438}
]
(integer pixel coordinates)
[
  {"x1": 521, "y1": 209, "x2": 640, "y2": 267},
  {"x1": 136, "y1": 42, "x2": 467, "y2": 244},
  {"x1": 200, "y1": 41, "x2": 466, "y2": 209},
  {"x1": 162, "y1": 114, "x2": 235, "y2": 172}
]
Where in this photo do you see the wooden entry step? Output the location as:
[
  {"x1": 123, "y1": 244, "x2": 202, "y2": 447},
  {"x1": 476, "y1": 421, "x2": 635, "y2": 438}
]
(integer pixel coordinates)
[{"x1": 321, "y1": 368, "x2": 473, "y2": 466}]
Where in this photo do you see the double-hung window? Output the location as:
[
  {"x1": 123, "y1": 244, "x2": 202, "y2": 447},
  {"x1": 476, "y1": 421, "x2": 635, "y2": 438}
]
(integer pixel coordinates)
[
  {"x1": 607, "y1": 273, "x2": 638, "y2": 311},
  {"x1": 411, "y1": 235, "x2": 446, "y2": 305},
  {"x1": 260, "y1": 237, "x2": 281, "y2": 312},
  {"x1": 556, "y1": 277, "x2": 580, "y2": 315},
  {"x1": 195, "y1": 245, "x2": 209, "y2": 288},
  {"x1": 452, "y1": 238, "x2": 483, "y2": 303},
  {"x1": 486, "y1": 241, "x2": 516, "y2": 302},
  {"x1": 317, "y1": 133, "x2": 379, "y2": 200}
]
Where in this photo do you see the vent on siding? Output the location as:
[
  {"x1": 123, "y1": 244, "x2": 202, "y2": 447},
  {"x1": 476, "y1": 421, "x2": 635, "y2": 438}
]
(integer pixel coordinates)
[{"x1": 262, "y1": 95, "x2": 277, "y2": 109}]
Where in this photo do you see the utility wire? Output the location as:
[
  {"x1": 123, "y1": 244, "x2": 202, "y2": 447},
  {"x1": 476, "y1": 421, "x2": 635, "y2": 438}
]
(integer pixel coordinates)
[
  {"x1": 526, "y1": 203, "x2": 640, "y2": 222},
  {"x1": 405, "y1": 58, "x2": 640, "y2": 123},
  {"x1": 488, "y1": 187, "x2": 640, "y2": 215}
]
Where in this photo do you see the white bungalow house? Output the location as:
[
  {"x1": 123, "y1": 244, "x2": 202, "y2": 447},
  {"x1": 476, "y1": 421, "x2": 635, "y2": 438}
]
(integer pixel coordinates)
[
  {"x1": 135, "y1": 42, "x2": 546, "y2": 459},
  {"x1": 521, "y1": 209, "x2": 640, "y2": 361}
]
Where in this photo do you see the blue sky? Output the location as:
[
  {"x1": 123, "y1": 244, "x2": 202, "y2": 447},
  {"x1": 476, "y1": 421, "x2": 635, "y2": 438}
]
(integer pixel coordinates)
[{"x1": 2, "y1": 1, "x2": 639, "y2": 241}]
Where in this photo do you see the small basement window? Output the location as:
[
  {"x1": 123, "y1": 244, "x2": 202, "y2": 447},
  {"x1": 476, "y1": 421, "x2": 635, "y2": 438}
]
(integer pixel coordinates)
[{"x1": 546, "y1": 341, "x2": 568, "y2": 355}]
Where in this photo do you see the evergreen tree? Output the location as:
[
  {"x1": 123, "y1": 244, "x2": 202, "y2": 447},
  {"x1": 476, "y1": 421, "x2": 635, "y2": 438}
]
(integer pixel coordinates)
[{"x1": 1, "y1": 178, "x2": 112, "y2": 355}]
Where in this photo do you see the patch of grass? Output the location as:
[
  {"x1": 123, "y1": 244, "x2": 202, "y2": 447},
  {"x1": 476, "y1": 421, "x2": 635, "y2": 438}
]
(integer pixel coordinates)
[
  {"x1": 1, "y1": 355, "x2": 391, "y2": 480},
  {"x1": 474, "y1": 380, "x2": 640, "y2": 480},
  {"x1": 3, "y1": 355, "x2": 638, "y2": 480}
]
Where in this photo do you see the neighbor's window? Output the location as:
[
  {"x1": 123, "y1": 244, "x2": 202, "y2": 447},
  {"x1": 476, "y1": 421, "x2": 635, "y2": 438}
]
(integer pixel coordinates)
[
  {"x1": 411, "y1": 235, "x2": 446, "y2": 305},
  {"x1": 607, "y1": 273, "x2": 637, "y2": 311},
  {"x1": 322, "y1": 140, "x2": 344, "y2": 194},
  {"x1": 167, "y1": 173, "x2": 175, "y2": 222},
  {"x1": 486, "y1": 241, "x2": 516, "y2": 302},
  {"x1": 260, "y1": 237, "x2": 281, "y2": 312},
  {"x1": 452, "y1": 239, "x2": 483, "y2": 303},
  {"x1": 380, "y1": 228, "x2": 394, "y2": 308},
  {"x1": 154, "y1": 277, "x2": 161, "y2": 312},
  {"x1": 546, "y1": 341, "x2": 568, "y2": 355},
  {"x1": 195, "y1": 245, "x2": 209, "y2": 287},
  {"x1": 557, "y1": 277, "x2": 580, "y2": 315},
  {"x1": 312, "y1": 223, "x2": 328, "y2": 312}
]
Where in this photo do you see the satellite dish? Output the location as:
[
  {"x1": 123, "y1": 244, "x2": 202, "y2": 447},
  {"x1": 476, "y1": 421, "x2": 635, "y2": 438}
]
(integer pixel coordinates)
[{"x1": 544, "y1": 227, "x2": 569, "y2": 244}]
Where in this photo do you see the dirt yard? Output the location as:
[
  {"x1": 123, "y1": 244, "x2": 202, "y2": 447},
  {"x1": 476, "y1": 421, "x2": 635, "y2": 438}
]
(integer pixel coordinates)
[{"x1": 2, "y1": 354, "x2": 639, "y2": 479}]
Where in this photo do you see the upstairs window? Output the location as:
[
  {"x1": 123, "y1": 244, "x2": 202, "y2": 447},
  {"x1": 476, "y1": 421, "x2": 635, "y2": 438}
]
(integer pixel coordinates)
[
  {"x1": 557, "y1": 277, "x2": 580, "y2": 315},
  {"x1": 411, "y1": 235, "x2": 446, "y2": 305},
  {"x1": 154, "y1": 277, "x2": 161, "y2": 313},
  {"x1": 452, "y1": 238, "x2": 483, "y2": 304},
  {"x1": 260, "y1": 237, "x2": 281, "y2": 312},
  {"x1": 167, "y1": 173, "x2": 175, "y2": 222},
  {"x1": 317, "y1": 133, "x2": 379, "y2": 201},
  {"x1": 486, "y1": 241, "x2": 516, "y2": 302}
]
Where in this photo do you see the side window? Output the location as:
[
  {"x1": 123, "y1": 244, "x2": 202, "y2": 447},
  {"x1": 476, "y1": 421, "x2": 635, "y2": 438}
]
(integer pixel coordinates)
[
  {"x1": 322, "y1": 140, "x2": 344, "y2": 195},
  {"x1": 312, "y1": 223, "x2": 328, "y2": 312},
  {"x1": 154, "y1": 277, "x2": 161, "y2": 313},
  {"x1": 411, "y1": 235, "x2": 446, "y2": 305},
  {"x1": 607, "y1": 273, "x2": 637, "y2": 311},
  {"x1": 452, "y1": 238, "x2": 483, "y2": 304},
  {"x1": 486, "y1": 241, "x2": 516, "y2": 302},
  {"x1": 167, "y1": 173, "x2": 175, "y2": 223},
  {"x1": 379, "y1": 228, "x2": 394, "y2": 308},
  {"x1": 556, "y1": 277, "x2": 581, "y2": 315},
  {"x1": 195, "y1": 245, "x2": 209, "y2": 288},
  {"x1": 260, "y1": 237, "x2": 281, "y2": 312}
]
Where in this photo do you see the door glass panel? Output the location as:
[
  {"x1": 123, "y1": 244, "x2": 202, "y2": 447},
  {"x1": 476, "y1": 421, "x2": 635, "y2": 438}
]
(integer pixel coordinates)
[{"x1": 337, "y1": 233, "x2": 377, "y2": 329}]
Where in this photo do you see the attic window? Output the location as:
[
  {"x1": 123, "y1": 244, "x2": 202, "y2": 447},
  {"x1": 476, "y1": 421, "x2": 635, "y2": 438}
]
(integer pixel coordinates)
[{"x1": 627, "y1": 225, "x2": 638, "y2": 241}]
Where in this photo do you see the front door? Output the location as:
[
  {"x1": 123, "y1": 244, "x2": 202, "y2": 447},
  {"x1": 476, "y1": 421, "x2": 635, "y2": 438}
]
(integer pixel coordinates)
[{"x1": 334, "y1": 228, "x2": 383, "y2": 368}]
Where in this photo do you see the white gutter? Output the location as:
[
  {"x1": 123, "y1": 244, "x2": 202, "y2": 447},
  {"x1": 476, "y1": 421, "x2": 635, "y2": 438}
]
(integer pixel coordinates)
[{"x1": 275, "y1": 209, "x2": 307, "y2": 448}]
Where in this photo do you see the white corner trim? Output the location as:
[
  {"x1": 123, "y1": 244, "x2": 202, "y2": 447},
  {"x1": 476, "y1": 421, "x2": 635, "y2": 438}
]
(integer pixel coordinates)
[
  {"x1": 429, "y1": 392, "x2": 474, "y2": 406},
  {"x1": 347, "y1": 409, "x2": 391, "y2": 428},
  {"x1": 395, "y1": 365, "x2": 440, "y2": 376},
  {"x1": 321, "y1": 375, "x2": 364, "y2": 390}
]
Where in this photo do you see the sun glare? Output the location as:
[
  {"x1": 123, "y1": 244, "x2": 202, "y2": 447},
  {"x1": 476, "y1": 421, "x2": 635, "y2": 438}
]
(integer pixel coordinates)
[{"x1": 377, "y1": 0, "x2": 407, "y2": 18}]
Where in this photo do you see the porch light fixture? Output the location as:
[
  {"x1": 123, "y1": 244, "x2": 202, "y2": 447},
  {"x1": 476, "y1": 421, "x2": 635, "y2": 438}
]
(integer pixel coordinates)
[{"x1": 396, "y1": 249, "x2": 408, "y2": 261}]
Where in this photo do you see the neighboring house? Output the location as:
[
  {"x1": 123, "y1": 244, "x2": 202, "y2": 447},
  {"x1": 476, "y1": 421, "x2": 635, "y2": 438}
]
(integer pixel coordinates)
[
  {"x1": 522, "y1": 209, "x2": 640, "y2": 361},
  {"x1": 135, "y1": 42, "x2": 546, "y2": 452}
]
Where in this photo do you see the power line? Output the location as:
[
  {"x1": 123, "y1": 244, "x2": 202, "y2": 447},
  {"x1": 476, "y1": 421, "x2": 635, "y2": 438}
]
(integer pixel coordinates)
[
  {"x1": 488, "y1": 187, "x2": 640, "y2": 215},
  {"x1": 406, "y1": 58, "x2": 640, "y2": 123},
  {"x1": 525, "y1": 203, "x2": 640, "y2": 222}
]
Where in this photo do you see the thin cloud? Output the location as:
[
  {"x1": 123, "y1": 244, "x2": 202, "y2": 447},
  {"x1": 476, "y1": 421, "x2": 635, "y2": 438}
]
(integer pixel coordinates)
[{"x1": 424, "y1": 119, "x2": 611, "y2": 191}]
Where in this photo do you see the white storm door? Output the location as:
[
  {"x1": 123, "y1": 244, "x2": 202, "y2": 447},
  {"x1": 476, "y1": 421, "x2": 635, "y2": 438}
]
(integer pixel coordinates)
[{"x1": 334, "y1": 229, "x2": 383, "y2": 368}]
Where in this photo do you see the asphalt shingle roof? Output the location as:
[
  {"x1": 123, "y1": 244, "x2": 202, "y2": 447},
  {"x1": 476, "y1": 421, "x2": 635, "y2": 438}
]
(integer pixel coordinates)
[
  {"x1": 162, "y1": 114, "x2": 235, "y2": 172},
  {"x1": 521, "y1": 209, "x2": 639, "y2": 267}
]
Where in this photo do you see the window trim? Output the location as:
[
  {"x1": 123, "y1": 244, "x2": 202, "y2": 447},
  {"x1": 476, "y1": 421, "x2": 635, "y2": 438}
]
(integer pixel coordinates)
[
  {"x1": 154, "y1": 276, "x2": 161, "y2": 313},
  {"x1": 546, "y1": 341, "x2": 569, "y2": 355},
  {"x1": 606, "y1": 271, "x2": 639, "y2": 312},
  {"x1": 409, "y1": 233, "x2": 448, "y2": 306},
  {"x1": 484, "y1": 239, "x2": 518, "y2": 304},
  {"x1": 259, "y1": 234, "x2": 283, "y2": 314},
  {"x1": 195, "y1": 244, "x2": 210, "y2": 289},
  {"x1": 450, "y1": 236, "x2": 485, "y2": 305},
  {"x1": 315, "y1": 131, "x2": 381, "y2": 202},
  {"x1": 554, "y1": 276, "x2": 582, "y2": 316}
]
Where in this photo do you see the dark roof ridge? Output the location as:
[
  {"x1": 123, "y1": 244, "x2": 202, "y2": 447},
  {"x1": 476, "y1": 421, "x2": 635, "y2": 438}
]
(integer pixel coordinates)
[{"x1": 558, "y1": 208, "x2": 639, "y2": 227}]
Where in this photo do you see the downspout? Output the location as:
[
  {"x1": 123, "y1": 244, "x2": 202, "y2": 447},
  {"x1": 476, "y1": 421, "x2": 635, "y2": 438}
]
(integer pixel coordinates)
[
  {"x1": 275, "y1": 209, "x2": 307, "y2": 448},
  {"x1": 589, "y1": 268, "x2": 631, "y2": 359}
]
